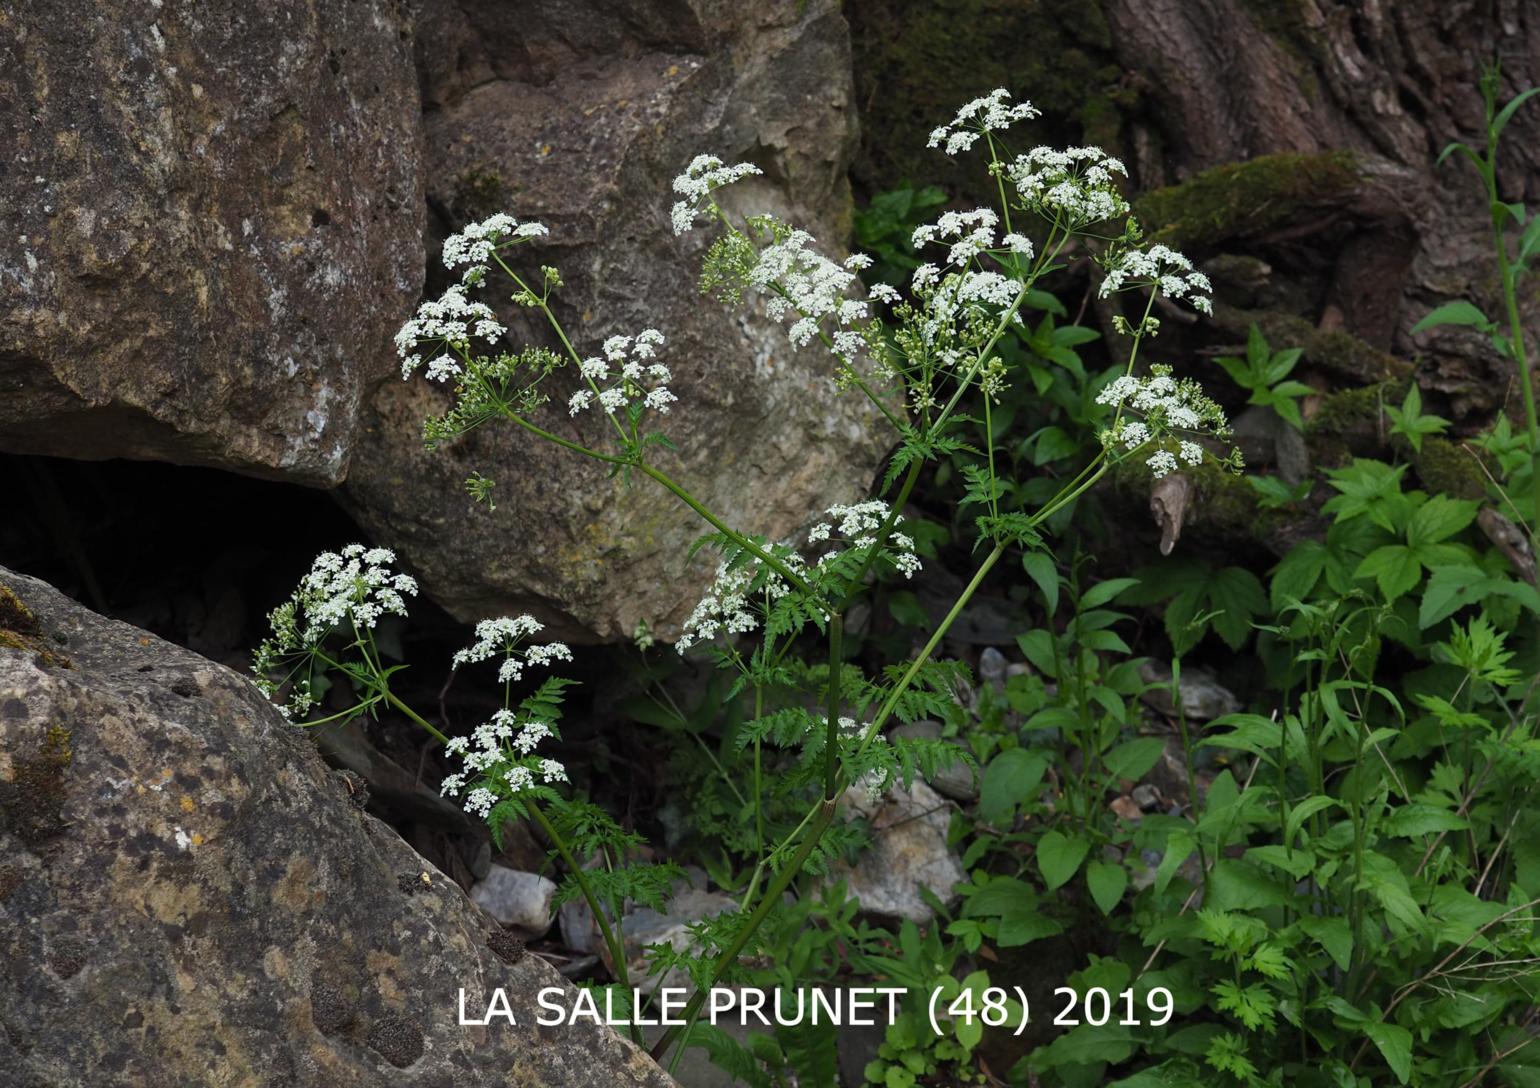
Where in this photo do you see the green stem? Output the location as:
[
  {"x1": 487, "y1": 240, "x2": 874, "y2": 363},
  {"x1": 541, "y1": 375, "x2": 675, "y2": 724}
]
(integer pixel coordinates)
[
  {"x1": 639, "y1": 464, "x2": 817, "y2": 598},
  {"x1": 823, "y1": 612, "x2": 844, "y2": 800},
  {"x1": 382, "y1": 691, "x2": 450, "y2": 745},
  {"x1": 651, "y1": 800, "x2": 838, "y2": 1060},
  {"x1": 853, "y1": 541, "x2": 1008, "y2": 760},
  {"x1": 526, "y1": 799, "x2": 643, "y2": 1046}
]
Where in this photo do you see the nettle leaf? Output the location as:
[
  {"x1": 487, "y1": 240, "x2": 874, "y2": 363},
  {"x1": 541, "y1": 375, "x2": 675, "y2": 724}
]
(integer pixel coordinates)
[{"x1": 1035, "y1": 829, "x2": 1091, "y2": 891}]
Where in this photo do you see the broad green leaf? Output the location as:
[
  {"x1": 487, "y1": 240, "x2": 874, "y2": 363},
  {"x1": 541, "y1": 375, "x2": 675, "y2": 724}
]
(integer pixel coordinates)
[
  {"x1": 1355, "y1": 544, "x2": 1421, "y2": 602},
  {"x1": 978, "y1": 749, "x2": 1048, "y2": 825},
  {"x1": 1411, "y1": 300, "x2": 1491, "y2": 334},
  {"x1": 1383, "y1": 802, "x2": 1470, "y2": 838},
  {"x1": 1017, "y1": 629, "x2": 1058, "y2": 678},
  {"x1": 1085, "y1": 860, "x2": 1128, "y2": 915},
  {"x1": 1286, "y1": 795, "x2": 1339, "y2": 841},
  {"x1": 1364, "y1": 1021, "x2": 1412, "y2": 1084},
  {"x1": 1104, "y1": 736, "x2": 1167, "y2": 781},
  {"x1": 1297, "y1": 914, "x2": 1353, "y2": 971},
  {"x1": 1022, "y1": 552, "x2": 1060, "y2": 615},
  {"x1": 1036, "y1": 829, "x2": 1091, "y2": 891},
  {"x1": 1082, "y1": 576, "x2": 1141, "y2": 609},
  {"x1": 1271, "y1": 540, "x2": 1328, "y2": 608},
  {"x1": 1407, "y1": 494, "x2": 1478, "y2": 545}
]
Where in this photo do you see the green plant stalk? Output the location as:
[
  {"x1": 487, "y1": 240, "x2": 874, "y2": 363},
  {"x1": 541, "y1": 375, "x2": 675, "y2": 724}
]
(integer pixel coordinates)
[
  {"x1": 649, "y1": 799, "x2": 839, "y2": 1060},
  {"x1": 526, "y1": 798, "x2": 643, "y2": 1046},
  {"x1": 383, "y1": 690, "x2": 450, "y2": 746},
  {"x1": 1170, "y1": 657, "x2": 1211, "y2": 903},
  {"x1": 638, "y1": 464, "x2": 816, "y2": 598},
  {"x1": 1481, "y1": 84, "x2": 1540, "y2": 543},
  {"x1": 822, "y1": 612, "x2": 845, "y2": 800}
]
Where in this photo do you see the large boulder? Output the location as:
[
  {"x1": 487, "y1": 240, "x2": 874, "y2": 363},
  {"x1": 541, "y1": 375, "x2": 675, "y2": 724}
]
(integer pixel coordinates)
[
  {"x1": 0, "y1": 565, "x2": 673, "y2": 1087},
  {"x1": 342, "y1": 0, "x2": 885, "y2": 640},
  {"x1": 0, "y1": 2, "x2": 424, "y2": 485}
]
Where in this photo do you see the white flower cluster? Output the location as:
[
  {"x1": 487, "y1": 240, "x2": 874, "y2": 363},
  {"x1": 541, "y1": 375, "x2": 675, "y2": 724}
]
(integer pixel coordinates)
[
  {"x1": 294, "y1": 544, "x2": 417, "y2": 643},
  {"x1": 674, "y1": 500, "x2": 924, "y2": 654},
  {"x1": 911, "y1": 208, "x2": 1002, "y2": 268},
  {"x1": 252, "y1": 544, "x2": 419, "y2": 719},
  {"x1": 1007, "y1": 146, "x2": 1129, "y2": 226},
  {"x1": 808, "y1": 500, "x2": 922, "y2": 579},
  {"x1": 452, "y1": 614, "x2": 573, "y2": 685},
  {"x1": 440, "y1": 707, "x2": 570, "y2": 819},
  {"x1": 567, "y1": 329, "x2": 676, "y2": 417},
  {"x1": 1096, "y1": 365, "x2": 1226, "y2": 478},
  {"x1": 745, "y1": 226, "x2": 875, "y2": 360},
  {"x1": 927, "y1": 88, "x2": 1039, "y2": 155},
  {"x1": 1099, "y1": 244, "x2": 1213, "y2": 315},
  {"x1": 671, "y1": 154, "x2": 763, "y2": 235},
  {"x1": 676, "y1": 553, "x2": 804, "y2": 654},
  {"x1": 395, "y1": 282, "x2": 507, "y2": 380},
  {"x1": 440, "y1": 213, "x2": 548, "y2": 274}
]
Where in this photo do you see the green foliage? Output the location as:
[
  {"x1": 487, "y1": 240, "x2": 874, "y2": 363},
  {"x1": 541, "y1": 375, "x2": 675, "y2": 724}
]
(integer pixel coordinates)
[{"x1": 1215, "y1": 323, "x2": 1311, "y2": 430}]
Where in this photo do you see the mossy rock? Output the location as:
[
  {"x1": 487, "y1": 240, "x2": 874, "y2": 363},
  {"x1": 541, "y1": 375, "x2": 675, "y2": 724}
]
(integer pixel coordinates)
[
  {"x1": 1110, "y1": 456, "x2": 1284, "y2": 549},
  {"x1": 1409, "y1": 435, "x2": 1489, "y2": 501},
  {"x1": 1215, "y1": 308, "x2": 1411, "y2": 385},
  {"x1": 1136, "y1": 151, "x2": 1361, "y2": 250},
  {"x1": 0, "y1": 582, "x2": 39, "y2": 636},
  {"x1": 846, "y1": 0, "x2": 1125, "y2": 203},
  {"x1": 0, "y1": 581, "x2": 71, "y2": 668}
]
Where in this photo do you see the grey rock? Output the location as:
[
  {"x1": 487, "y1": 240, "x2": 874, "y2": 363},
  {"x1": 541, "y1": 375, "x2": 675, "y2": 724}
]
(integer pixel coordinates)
[
  {"x1": 889, "y1": 719, "x2": 977, "y2": 802},
  {"x1": 830, "y1": 779, "x2": 964, "y2": 923},
  {"x1": 0, "y1": 565, "x2": 672, "y2": 1086},
  {"x1": 978, "y1": 646, "x2": 1008, "y2": 688},
  {"x1": 471, "y1": 864, "x2": 558, "y2": 933},
  {"x1": 622, "y1": 887, "x2": 739, "y2": 992},
  {"x1": 0, "y1": 1, "x2": 423, "y2": 485},
  {"x1": 343, "y1": 0, "x2": 882, "y2": 640},
  {"x1": 1139, "y1": 660, "x2": 1242, "y2": 722}
]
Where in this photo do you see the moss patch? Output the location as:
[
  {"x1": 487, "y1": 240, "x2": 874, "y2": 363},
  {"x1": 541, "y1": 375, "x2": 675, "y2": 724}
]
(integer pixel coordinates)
[
  {"x1": 1305, "y1": 381, "x2": 1395, "y2": 438},
  {"x1": 846, "y1": 0, "x2": 1126, "y2": 204},
  {"x1": 1410, "y1": 435, "x2": 1489, "y2": 500},
  {"x1": 1216, "y1": 308, "x2": 1411, "y2": 385},
  {"x1": 1136, "y1": 152, "x2": 1360, "y2": 250},
  {"x1": 0, "y1": 724, "x2": 74, "y2": 850},
  {"x1": 451, "y1": 169, "x2": 506, "y2": 222},
  {"x1": 0, "y1": 581, "x2": 71, "y2": 668},
  {"x1": 0, "y1": 583, "x2": 39, "y2": 637}
]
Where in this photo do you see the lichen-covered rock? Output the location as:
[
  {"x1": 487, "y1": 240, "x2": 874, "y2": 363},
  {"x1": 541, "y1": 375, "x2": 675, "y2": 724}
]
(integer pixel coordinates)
[
  {"x1": 0, "y1": 565, "x2": 673, "y2": 1087},
  {"x1": 343, "y1": 0, "x2": 883, "y2": 640},
  {"x1": 0, "y1": 2, "x2": 423, "y2": 485},
  {"x1": 829, "y1": 779, "x2": 964, "y2": 924}
]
